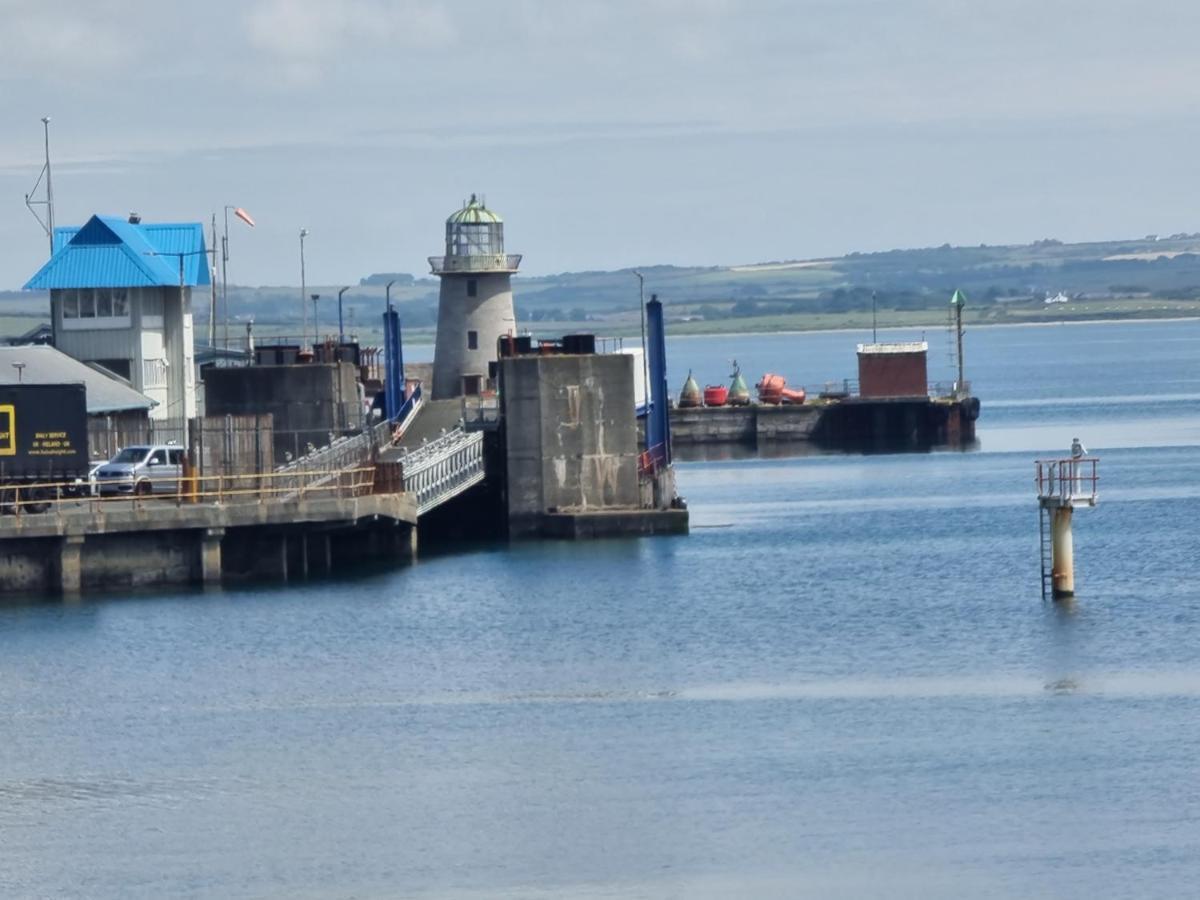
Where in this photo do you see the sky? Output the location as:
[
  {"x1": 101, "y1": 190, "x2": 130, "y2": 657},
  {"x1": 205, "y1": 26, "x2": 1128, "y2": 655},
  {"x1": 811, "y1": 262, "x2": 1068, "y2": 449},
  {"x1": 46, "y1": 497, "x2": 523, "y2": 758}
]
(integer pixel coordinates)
[{"x1": 1, "y1": 0, "x2": 1199, "y2": 289}]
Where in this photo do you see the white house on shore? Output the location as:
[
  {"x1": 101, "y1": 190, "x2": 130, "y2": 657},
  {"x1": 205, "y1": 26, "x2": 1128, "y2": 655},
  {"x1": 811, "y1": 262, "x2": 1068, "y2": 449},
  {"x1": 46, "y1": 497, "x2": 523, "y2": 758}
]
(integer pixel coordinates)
[{"x1": 23, "y1": 214, "x2": 206, "y2": 435}]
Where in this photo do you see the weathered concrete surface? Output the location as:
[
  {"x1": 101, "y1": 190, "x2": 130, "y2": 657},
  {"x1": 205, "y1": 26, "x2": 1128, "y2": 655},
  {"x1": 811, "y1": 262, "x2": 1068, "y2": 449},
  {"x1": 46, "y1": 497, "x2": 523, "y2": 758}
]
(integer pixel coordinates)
[
  {"x1": 502, "y1": 354, "x2": 640, "y2": 519},
  {"x1": 205, "y1": 362, "x2": 363, "y2": 463},
  {"x1": 0, "y1": 493, "x2": 419, "y2": 595},
  {"x1": 0, "y1": 493, "x2": 417, "y2": 541}
]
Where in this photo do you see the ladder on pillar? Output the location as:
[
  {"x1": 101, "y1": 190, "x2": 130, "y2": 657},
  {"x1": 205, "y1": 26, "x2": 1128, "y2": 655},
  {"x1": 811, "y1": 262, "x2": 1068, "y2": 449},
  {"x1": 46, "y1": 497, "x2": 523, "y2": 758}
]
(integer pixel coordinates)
[{"x1": 1038, "y1": 504, "x2": 1053, "y2": 601}]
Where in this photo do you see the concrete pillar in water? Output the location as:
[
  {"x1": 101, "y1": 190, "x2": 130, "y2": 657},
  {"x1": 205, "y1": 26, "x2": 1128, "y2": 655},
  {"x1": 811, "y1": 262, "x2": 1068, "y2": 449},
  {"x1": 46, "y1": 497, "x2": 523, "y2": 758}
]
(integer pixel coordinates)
[
  {"x1": 1051, "y1": 506, "x2": 1074, "y2": 597},
  {"x1": 55, "y1": 535, "x2": 85, "y2": 596},
  {"x1": 200, "y1": 528, "x2": 224, "y2": 586}
]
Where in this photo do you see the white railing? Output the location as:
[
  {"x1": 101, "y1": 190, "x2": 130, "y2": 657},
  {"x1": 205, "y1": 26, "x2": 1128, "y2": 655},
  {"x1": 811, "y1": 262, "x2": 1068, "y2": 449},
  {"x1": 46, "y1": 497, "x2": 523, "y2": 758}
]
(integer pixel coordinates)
[
  {"x1": 427, "y1": 254, "x2": 522, "y2": 274},
  {"x1": 399, "y1": 427, "x2": 486, "y2": 515}
]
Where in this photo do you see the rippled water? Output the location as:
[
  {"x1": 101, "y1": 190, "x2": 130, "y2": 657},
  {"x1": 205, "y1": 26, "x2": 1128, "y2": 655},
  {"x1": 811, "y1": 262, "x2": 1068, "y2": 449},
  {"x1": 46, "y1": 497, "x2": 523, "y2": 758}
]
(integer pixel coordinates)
[{"x1": 2, "y1": 320, "x2": 1199, "y2": 898}]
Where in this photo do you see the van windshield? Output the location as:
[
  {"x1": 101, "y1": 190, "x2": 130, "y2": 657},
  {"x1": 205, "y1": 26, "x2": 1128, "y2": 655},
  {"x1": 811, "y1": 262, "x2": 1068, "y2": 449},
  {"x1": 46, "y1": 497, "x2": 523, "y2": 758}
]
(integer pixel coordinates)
[{"x1": 111, "y1": 447, "x2": 149, "y2": 465}]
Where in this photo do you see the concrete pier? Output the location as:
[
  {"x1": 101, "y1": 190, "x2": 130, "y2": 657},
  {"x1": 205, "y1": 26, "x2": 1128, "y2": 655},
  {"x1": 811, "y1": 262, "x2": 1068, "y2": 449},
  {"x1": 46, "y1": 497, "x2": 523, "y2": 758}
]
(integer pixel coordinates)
[
  {"x1": 0, "y1": 493, "x2": 416, "y2": 595},
  {"x1": 669, "y1": 396, "x2": 977, "y2": 453},
  {"x1": 56, "y1": 535, "x2": 85, "y2": 596}
]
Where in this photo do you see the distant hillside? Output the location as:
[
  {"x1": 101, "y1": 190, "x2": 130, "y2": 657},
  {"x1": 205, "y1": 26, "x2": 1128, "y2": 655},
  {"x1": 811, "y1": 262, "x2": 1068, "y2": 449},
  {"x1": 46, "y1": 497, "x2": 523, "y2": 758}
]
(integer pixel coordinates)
[{"x1": 13, "y1": 232, "x2": 1200, "y2": 338}]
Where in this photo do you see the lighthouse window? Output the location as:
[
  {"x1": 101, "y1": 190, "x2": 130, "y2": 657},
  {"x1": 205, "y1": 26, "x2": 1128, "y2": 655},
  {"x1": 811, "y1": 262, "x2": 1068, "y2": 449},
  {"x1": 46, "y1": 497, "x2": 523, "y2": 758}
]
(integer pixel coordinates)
[
  {"x1": 467, "y1": 330, "x2": 478, "y2": 350},
  {"x1": 467, "y1": 279, "x2": 478, "y2": 297}
]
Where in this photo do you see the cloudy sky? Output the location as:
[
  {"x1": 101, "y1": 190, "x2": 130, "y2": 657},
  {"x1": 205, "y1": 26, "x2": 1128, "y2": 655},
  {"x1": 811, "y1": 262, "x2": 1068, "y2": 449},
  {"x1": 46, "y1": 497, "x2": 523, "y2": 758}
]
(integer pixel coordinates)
[{"x1": 1, "y1": 0, "x2": 1197, "y2": 288}]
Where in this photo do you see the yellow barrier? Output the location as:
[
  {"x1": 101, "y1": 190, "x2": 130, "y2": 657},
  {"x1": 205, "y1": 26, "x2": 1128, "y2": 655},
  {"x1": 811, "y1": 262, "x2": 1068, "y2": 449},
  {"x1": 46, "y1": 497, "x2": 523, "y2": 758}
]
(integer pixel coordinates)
[{"x1": 0, "y1": 466, "x2": 379, "y2": 516}]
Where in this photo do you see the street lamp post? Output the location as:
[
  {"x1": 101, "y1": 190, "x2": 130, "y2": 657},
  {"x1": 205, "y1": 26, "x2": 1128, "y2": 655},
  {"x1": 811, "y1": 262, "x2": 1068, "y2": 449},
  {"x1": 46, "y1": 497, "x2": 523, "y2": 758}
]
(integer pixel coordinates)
[
  {"x1": 222, "y1": 205, "x2": 255, "y2": 352},
  {"x1": 338, "y1": 286, "x2": 349, "y2": 344},
  {"x1": 299, "y1": 228, "x2": 309, "y2": 344}
]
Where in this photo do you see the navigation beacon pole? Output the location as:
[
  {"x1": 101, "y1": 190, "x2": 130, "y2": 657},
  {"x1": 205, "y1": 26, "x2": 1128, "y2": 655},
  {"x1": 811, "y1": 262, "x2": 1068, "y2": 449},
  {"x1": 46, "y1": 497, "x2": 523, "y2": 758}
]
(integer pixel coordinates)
[{"x1": 1035, "y1": 438, "x2": 1098, "y2": 600}]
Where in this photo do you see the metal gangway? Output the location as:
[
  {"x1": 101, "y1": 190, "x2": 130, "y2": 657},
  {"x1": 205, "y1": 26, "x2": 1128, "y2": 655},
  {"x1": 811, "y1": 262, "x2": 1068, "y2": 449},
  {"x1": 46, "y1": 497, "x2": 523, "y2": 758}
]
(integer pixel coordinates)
[{"x1": 396, "y1": 427, "x2": 486, "y2": 515}]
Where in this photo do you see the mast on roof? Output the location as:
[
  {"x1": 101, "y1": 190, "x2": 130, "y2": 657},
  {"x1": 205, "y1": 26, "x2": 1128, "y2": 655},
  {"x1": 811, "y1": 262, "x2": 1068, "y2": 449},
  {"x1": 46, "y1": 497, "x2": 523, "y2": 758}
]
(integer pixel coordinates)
[{"x1": 24, "y1": 117, "x2": 55, "y2": 257}]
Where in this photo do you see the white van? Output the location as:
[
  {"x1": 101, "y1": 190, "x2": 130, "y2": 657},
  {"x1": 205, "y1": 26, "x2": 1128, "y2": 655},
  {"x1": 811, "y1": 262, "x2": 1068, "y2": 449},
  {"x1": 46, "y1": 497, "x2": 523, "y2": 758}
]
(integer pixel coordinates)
[{"x1": 95, "y1": 445, "x2": 186, "y2": 496}]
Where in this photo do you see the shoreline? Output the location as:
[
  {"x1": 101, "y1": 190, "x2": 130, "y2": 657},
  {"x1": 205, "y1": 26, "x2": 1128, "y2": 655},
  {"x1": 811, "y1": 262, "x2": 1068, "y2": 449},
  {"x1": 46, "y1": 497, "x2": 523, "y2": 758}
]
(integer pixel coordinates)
[{"x1": 662, "y1": 313, "x2": 1200, "y2": 342}]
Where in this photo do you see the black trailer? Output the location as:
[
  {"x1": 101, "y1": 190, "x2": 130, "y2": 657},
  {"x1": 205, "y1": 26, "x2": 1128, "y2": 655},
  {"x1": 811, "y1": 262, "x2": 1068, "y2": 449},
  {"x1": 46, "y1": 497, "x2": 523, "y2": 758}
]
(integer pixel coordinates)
[{"x1": 0, "y1": 384, "x2": 90, "y2": 501}]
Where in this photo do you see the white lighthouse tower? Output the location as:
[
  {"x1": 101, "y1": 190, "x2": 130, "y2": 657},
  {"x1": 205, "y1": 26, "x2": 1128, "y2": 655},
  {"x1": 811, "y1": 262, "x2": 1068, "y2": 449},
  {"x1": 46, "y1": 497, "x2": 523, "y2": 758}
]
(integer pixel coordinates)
[{"x1": 428, "y1": 194, "x2": 521, "y2": 399}]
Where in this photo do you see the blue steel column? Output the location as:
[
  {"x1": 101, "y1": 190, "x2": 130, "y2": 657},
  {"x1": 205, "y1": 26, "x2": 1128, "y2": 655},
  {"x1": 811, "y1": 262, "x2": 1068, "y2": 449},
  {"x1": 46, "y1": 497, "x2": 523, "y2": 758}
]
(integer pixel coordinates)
[
  {"x1": 383, "y1": 307, "x2": 403, "y2": 420},
  {"x1": 645, "y1": 295, "x2": 671, "y2": 464}
]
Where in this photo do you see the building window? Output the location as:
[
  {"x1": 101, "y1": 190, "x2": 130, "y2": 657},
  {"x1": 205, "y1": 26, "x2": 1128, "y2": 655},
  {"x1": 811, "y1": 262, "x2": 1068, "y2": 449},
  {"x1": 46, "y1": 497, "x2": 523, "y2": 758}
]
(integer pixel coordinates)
[
  {"x1": 61, "y1": 288, "x2": 130, "y2": 328},
  {"x1": 467, "y1": 279, "x2": 477, "y2": 298},
  {"x1": 467, "y1": 330, "x2": 478, "y2": 350}
]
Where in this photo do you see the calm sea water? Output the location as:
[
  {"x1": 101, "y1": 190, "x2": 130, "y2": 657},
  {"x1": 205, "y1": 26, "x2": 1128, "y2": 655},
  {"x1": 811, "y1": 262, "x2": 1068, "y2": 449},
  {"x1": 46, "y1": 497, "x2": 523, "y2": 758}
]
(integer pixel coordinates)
[{"x1": 3, "y1": 319, "x2": 1200, "y2": 899}]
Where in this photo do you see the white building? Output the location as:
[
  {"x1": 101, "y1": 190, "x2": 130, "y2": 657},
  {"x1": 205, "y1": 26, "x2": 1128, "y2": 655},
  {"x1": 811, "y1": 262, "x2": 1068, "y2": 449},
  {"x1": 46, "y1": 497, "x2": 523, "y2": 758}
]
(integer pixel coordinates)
[{"x1": 24, "y1": 214, "x2": 205, "y2": 435}]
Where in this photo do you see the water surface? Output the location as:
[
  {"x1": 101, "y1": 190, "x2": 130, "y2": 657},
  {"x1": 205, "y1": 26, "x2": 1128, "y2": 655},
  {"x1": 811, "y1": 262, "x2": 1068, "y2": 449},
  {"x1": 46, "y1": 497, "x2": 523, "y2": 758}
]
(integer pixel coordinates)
[{"x1": 2, "y1": 320, "x2": 1199, "y2": 898}]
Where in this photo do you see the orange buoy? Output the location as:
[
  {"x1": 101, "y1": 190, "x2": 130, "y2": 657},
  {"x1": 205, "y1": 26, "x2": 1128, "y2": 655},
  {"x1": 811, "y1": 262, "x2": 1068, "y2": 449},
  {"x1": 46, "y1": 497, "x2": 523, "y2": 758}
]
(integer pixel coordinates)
[{"x1": 703, "y1": 384, "x2": 728, "y2": 407}]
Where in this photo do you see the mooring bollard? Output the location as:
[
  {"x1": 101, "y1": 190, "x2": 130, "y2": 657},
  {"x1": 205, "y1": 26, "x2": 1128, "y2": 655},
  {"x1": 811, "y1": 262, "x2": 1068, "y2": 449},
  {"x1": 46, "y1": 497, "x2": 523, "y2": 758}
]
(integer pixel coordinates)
[{"x1": 1035, "y1": 439, "x2": 1098, "y2": 600}]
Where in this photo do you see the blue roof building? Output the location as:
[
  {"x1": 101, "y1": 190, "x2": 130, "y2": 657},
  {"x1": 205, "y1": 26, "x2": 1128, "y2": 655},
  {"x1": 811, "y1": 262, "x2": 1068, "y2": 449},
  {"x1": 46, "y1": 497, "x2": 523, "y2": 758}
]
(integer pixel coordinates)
[
  {"x1": 25, "y1": 215, "x2": 210, "y2": 291},
  {"x1": 22, "y1": 213, "x2": 207, "y2": 433}
]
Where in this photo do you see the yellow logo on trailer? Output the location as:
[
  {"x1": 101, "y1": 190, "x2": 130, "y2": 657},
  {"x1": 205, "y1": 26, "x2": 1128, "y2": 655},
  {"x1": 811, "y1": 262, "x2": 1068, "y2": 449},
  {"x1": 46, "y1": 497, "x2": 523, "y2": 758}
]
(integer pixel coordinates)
[{"x1": 0, "y1": 404, "x2": 13, "y2": 456}]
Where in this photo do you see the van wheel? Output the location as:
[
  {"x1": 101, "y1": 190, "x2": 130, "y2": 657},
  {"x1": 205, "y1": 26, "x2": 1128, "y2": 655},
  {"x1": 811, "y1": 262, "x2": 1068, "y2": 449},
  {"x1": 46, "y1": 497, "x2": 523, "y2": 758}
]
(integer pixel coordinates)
[{"x1": 134, "y1": 481, "x2": 152, "y2": 496}]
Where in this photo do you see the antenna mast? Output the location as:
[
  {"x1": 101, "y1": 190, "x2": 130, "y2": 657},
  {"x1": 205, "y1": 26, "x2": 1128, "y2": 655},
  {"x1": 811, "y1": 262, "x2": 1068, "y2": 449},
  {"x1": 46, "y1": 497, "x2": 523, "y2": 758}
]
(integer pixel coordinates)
[{"x1": 24, "y1": 117, "x2": 55, "y2": 256}]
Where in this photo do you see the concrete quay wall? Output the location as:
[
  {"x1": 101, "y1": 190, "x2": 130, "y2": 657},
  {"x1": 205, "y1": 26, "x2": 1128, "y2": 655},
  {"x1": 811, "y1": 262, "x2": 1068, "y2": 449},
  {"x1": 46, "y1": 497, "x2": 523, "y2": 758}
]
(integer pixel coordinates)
[
  {"x1": 669, "y1": 405, "x2": 821, "y2": 445},
  {"x1": 0, "y1": 494, "x2": 418, "y2": 596}
]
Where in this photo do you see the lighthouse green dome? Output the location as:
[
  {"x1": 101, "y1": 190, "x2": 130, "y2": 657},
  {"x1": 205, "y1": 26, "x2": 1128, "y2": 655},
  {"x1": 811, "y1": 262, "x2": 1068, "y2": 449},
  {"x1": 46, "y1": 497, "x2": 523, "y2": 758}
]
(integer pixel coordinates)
[{"x1": 447, "y1": 194, "x2": 503, "y2": 226}]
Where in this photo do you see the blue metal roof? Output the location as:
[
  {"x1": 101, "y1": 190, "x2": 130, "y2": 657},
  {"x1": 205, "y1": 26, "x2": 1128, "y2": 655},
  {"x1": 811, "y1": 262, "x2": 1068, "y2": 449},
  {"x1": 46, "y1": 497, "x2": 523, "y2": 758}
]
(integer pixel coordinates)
[{"x1": 24, "y1": 215, "x2": 210, "y2": 290}]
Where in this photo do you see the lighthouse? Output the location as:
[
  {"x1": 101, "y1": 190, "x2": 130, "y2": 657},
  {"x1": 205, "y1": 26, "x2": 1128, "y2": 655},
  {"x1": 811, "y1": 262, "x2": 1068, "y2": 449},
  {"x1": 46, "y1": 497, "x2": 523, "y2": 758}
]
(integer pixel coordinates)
[{"x1": 428, "y1": 194, "x2": 521, "y2": 399}]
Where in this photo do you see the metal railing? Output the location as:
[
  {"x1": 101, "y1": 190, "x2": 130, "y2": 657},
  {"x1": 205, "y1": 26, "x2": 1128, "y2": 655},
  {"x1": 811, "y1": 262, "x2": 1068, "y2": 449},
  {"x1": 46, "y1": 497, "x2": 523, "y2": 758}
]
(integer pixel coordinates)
[
  {"x1": 639, "y1": 442, "x2": 668, "y2": 477},
  {"x1": 1035, "y1": 457, "x2": 1099, "y2": 506},
  {"x1": 0, "y1": 466, "x2": 378, "y2": 520},
  {"x1": 427, "y1": 254, "x2": 522, "y2": 274},
  {"x1": 808, "y1": 379, "x2": 971, "y2": 399},
  {"x1": 276, "y1": 384, "x2": 423, "y2": 475},
  {"x1": 397, "y1": 427, "x2": 486, "y2": 515}
]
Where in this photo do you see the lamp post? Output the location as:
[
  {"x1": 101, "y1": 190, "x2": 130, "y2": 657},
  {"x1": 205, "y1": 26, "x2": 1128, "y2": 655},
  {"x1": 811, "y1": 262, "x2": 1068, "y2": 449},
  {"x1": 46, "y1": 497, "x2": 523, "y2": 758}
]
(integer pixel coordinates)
[
  {"x1": 222, "y1": 206, "x2": 255, "y2": 351},
  {"x1": 338, "y1": 287, "x2": 349, "y2": 343},
  {"x1": 299, "y1": 228, "x2": 309, "y2": 343}
]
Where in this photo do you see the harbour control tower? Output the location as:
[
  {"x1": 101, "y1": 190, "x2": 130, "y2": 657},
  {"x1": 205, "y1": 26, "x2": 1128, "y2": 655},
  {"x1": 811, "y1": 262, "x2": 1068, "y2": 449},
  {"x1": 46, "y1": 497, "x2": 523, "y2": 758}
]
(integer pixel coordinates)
[{"x1": 428, "y1": 194, "x2": 521, "y2": 399}]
